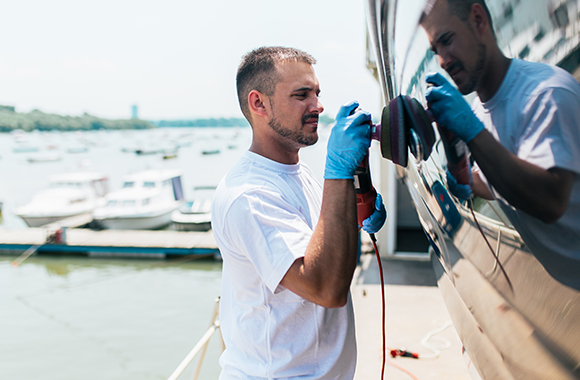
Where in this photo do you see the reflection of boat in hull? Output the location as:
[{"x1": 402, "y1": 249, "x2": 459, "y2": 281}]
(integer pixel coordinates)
[{"x1": 365, "y1": 0, "x2": 580, "y2": 379}]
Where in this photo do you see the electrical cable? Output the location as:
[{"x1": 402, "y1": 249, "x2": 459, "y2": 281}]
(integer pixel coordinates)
[
  {"x1": 468, "y1": 199, "x2": 513, "y2": 292},
  {"x1": 387, "y1": 360, "x2": 420, "y2": 380},
  {"x1": 369, "y1": 233, "x2": 386, "y2": 380},
  {"x1": 418, "y1": 320, "x2": 452, "y2": 359}
]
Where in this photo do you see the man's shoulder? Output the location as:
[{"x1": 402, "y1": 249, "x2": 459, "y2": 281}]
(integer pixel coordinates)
[
  {"x1": 214, "y1": 156, "x2": 286, "y2": 213},
  {"x1": 514, "y1": 60, "x2": 580, "y2": 94}
]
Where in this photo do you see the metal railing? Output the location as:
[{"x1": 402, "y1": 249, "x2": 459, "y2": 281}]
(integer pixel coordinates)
[{"x1": 167, "y1": 297, "x2": 223, "y2": 380}]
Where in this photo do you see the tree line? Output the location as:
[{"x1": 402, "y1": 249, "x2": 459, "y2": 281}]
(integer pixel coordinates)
[
  {"x1": 0, "y1": 105, "x2": 154, "y2": 132},
  {"x1": 151, "y1": 114, "x2": 335, "y2": 128},
  {"x1": 0, "y1": 105, "x2": 337, "y2": 132}
]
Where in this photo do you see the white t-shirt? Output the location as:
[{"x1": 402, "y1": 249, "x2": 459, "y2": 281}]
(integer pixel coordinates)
[
  {"x1": 212, "y1": 151, "x2": 356, "y2": 379},
  {"x1": 472, "y1": 59, "x2": 580, "y2": 288}
]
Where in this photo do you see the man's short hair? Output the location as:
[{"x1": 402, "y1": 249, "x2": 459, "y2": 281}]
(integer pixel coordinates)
[
  {"x1": 236, "y1": 46, "x2": 316, "y2": 122},
  {"x1": 421, "y1": 0, "x2": 495, "y2": 35}
]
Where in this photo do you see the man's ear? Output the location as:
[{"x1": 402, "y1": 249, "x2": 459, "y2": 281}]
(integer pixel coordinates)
[
  {"x1": 248, "y1": 90, "x2": 269, "y2": 118},
  {"x1": 470, "y1": 3, "x2": 489, "y2": 37}
]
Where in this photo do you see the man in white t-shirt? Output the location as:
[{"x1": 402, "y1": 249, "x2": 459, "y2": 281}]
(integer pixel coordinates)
[
  {"x1": 212, "y1": 46, "x2": 387, "y2": 379},
  {"x1": 421, "y1": 0, "x2": 580, "y2": 287}
]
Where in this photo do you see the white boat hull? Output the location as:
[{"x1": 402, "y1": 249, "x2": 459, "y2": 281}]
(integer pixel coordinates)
[
  {"x1": 96, "y1": 211, "x2": 174, "y2": 230},
  {"x1": 172, "y1": 219, "x2": 211, "y2": 232},
  {"x1": 19, "y1": 215, "x2": 74, "y2": 228},
  {"x1": 171, "y1": 210, "x2": 211, "y2": 231}
]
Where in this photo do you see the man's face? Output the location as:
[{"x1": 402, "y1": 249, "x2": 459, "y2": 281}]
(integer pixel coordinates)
[
  {"x1": 266, "y1": 61, "x2": 324, "y2": 149},
  {"x1": 421, "y1": 0, "x2": 486, "y2": 94}
]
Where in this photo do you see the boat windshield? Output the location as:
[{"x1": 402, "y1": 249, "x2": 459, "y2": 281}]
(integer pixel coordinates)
[{"x1": 51, "y1": 182, "x2": 83, "y2": 188}]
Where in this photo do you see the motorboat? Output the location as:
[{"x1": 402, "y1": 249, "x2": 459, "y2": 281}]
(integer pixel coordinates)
[
  {"x1": 27, "y1": 153, "x2": 61, "y2": 163},
  {"x1": 15, "y1": 172, "x2": 109, "y2": 227},
  {"x1": 92, "y1": 169, "x2": 184, "y2": 230},
  {"x1": 13, "y1": 145, "x2": 39, "y2": 153},
  {"x1": 201, "y1": 148, "x2": 220, "y2": 155},
  {"x1": 365, "y1": 0, "x2": 580, "y2": 379},
  {"x1": 171, "y1": 185, "x2": 216, "y2": 231}
]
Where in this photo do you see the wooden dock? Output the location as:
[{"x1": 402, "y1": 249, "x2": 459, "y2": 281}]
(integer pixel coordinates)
[{"x1": 0, "y1": 226, "x2": 219, "y2": 259}]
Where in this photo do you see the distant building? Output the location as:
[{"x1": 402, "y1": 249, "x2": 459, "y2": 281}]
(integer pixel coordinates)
[{"x1": 131, "y1": 105, "x2": 138, "y2": 119}]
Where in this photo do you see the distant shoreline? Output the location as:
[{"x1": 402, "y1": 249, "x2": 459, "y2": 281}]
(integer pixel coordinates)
[
  {"x1": 0, "y1": 104, "x2": 335, "y2": 132},
  {"x1": 0, "y1": 105, "x2": 154, "y2": 132}
]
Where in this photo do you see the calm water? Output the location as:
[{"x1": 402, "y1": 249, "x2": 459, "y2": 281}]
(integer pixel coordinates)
[
  {"x1": 0, "y1": 126, "x2": 331, "y2": 379},
  {"x1": 1, "y1": 256, "x2": 224, "y2": 380}
]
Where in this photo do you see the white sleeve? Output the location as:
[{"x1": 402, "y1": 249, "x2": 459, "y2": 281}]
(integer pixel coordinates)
[
  {"x1": 222, "y1": 188, "x2": 313, "y2": 293},
  {"x1": 518, "y1": 86, "x2": 580, "y2": 174}
]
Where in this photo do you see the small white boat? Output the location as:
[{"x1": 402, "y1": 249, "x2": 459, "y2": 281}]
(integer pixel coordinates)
[
  {"x1": 66, "y1": 146, "x2": 88, "y2": 154},
  {"x1": 171, "y1": 186, "x2": 216, "y2": 231},
  {"x1": 92, "y1": 169, "x2": 184, "y2": 230},
  {"x1": 27, "y1": 153, "x2": 61, "y2": 163},
  {"x1": 13, "y1": 146, "x2": 39, "y2": 153},
  {"x1": 16, "y1": 172, "x2": 109, "y2": 227}
]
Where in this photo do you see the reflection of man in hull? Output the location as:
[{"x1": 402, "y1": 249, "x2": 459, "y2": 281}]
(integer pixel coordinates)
[{"x1": 420, "y1": 0, "x2": 580, "y2": 287}]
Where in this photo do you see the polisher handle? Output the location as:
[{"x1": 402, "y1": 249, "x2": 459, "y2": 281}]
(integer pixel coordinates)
[
  {"x1": 425, "y1": 83, "x2": 471, "y2": 185},
  {"x1": 354, "y1": 152, "x2": 377, "y2": 228},
  {"x1": 437, "y1": 126, "x2": 471, "y2": 186}
]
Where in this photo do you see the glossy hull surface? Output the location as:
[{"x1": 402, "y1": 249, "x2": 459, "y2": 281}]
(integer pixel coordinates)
[{"x1": 365, "y1": 0, "x2": 580, "y2": 378}]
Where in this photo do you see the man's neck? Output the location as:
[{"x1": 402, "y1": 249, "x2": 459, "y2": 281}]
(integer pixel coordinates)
[
  {"x1": 477, "y1": 53, "x2": 512, "y2": 103},
  {"x1": 249, "y1": 140, "x2": 300, "y2": 165}
]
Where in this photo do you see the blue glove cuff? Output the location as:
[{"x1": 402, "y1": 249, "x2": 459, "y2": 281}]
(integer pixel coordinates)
[
  {"x1": 446, "y1": 170, "x2": 472, "y2": 200},
  {"x1": 462, "y1": 117, "x2": 484, "y2": 143},
  {"x1": 324, "y1": 102, "x2": 371, "y2": 180},
  {"x1": 362, "y1": 193, "x2": 387, "y2": 234}
]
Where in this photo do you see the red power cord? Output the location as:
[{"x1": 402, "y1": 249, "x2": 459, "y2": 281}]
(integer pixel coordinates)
[
  {"x1": 369, "y1": 233, "x2": 420, "y2": 380},
  {"x1": 369, "y1": 233, "x2": 386, "y2": 380}
]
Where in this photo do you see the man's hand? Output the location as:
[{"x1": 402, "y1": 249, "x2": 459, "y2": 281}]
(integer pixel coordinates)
[
  {"x1": 324, "y1": 101, "x2": 372, "y2": 180},
  {"x1": 361, "y1": 193, "x2": 387, "y2": 234},
  {"x1": 425, "y1": 72, "x2": 484, "y2": 143},
  {"x1": 446, "y1": 170, "x2": 472, "y2": 201}
]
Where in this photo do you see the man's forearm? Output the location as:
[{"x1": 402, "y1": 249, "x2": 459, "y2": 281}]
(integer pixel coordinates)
[
  {"x1": 468, "y1": 130, "x2": 573, "y2": 223},
  {"x1": 281, "y1": 179, "x2": 359, "y2": 308},
  {"x1": 471, "y1": 171, "x2": 495, "y2": 200}
]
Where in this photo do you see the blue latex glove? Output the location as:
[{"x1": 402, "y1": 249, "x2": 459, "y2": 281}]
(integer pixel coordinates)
[
  {"x1": 324, "y1": 101, "x2": 372, "y2": 180},
  {"x1": 425, "y1": 72, "x2": 484, "y2": 143},
  {"x1": 446, "y1": 169, "x2": 472, "y2": 201},
  {"x1": 362, "y1": 192, "x2": 387, "y2": 234}
]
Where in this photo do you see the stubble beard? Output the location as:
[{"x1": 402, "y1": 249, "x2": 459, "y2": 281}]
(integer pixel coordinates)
[
  {"x1": 268, "y1": 114, "x2": 318, "y2": 148},
  {"x1": 458, "y1": 42, "x2": 487, "y2": 95}
]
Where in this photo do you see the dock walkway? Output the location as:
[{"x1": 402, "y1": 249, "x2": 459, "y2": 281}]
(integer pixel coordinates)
[
  {"x1": 352, "y1": 253, "x2": 475, "y2": 380},
  {"x1": 0, "y1": 226, "x2": 218, "y2": 258}
]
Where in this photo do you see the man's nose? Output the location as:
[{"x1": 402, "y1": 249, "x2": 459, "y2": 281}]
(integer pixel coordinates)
[
  {"x1": 311, "y1": 98, "x2": 324, "y2": 114},
  {"x1": 439, "y1": 52, "x2": 452, "y2": 71}
]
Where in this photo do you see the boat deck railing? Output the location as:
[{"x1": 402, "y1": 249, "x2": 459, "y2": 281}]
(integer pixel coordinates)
[{"x1": 167, "y1": 297, "x2": 223, "y2": 380}]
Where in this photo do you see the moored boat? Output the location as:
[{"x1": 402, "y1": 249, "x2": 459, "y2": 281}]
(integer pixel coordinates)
[
  {"x1": 15, "y1": 172, "x2": 109, "y2": 227},
  {"x1": 171, "y1": 186, "x2": 216, "y2": 231},
  {"x1": 92, "y1": 169, "x2": 184, "y2": 230}
]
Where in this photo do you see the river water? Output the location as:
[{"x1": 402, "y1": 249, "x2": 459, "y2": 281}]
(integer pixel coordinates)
[{"x1": 0, "y1": 126, "x2": 331, "y2": 379}]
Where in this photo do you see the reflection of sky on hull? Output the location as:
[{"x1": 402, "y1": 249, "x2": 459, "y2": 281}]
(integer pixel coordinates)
[{"x1": 392, "y1": 0, "x2": 580, "y2": 104}]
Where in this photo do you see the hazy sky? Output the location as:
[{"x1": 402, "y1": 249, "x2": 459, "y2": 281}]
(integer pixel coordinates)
[{"x1": 0, "y1": 0, "x2": 382, "y2": 121}]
